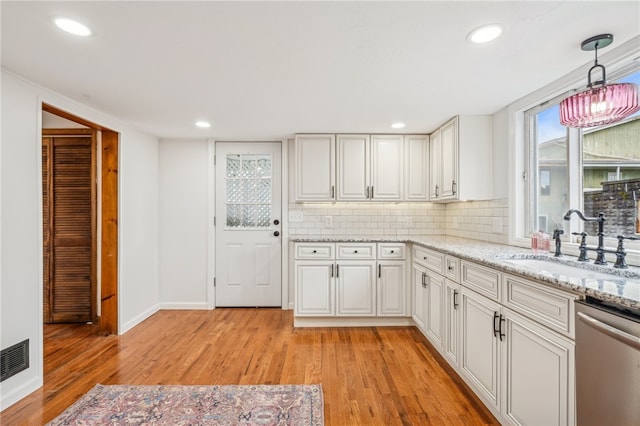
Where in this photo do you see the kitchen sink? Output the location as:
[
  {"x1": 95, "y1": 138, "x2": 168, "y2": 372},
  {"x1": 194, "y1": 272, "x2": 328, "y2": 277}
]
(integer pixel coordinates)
[
  {"x1": 501, "y1": 257, "x2": 629, "y2": 281},
  {"x1": 493, "y1": 254, "x2": 640, "y2": 286}
]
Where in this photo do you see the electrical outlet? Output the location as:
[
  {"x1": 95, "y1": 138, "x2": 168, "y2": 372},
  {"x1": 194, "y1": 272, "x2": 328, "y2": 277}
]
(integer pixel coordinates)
[
  {"x1": 492, "y1": 217, "x2": 503, "y2": 233},
  {"x1": 288, "y1": 211, "x2": 303, "y2": 222},
  {"x1": 324, "y1": 216, "x2": 333, "y2": 227}
]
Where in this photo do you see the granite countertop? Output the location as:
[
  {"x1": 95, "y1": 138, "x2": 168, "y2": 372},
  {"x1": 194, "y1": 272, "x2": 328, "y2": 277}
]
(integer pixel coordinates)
[{"x1": 290, "y1": 235, "x2": 640, "y2": 311}]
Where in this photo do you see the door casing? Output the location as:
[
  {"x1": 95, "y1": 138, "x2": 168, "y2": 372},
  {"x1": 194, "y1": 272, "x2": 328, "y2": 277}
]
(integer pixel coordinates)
[{"x1": 42, "y1": 103, "x2": 119, "y2": 335}]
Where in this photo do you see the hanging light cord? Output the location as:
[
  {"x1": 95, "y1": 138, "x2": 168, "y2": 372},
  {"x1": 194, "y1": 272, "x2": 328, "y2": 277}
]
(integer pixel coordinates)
[{"x1": 587, "y1": 42, "x2": 606, "y2": 88}]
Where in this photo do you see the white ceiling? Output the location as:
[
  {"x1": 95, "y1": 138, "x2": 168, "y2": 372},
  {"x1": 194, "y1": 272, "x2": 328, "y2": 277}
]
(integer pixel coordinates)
[{"x1": 2, "y1": 1, "x2": 639, "y2": 140}]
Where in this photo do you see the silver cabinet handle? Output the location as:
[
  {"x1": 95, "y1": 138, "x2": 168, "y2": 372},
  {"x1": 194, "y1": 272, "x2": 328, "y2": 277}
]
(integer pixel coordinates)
[
  {"x1": 435, "y1": 185, "x2": 439, "y2": 197},
  {"x1": 370, "y1": 186, "x2": 374, "y2": 199},
  {"x1": 452, "y1": 180, "x2": 457, "y2": 195},
  {"x1": 577, "y1": 312, "x2": 640, "y2": 350},
  {"x1": 336, "y1": 264, "x2": 339, "y2": 278},
  {"x1": 453, "y1": 290, "x2": 459, "y2": 309},
  {"x1": 378, "y1": 264, "x2": 381, "y2": 278},
  {"x1": 331, "y1": 185, "x2": 335, "y2": 198},
  {"x1": 331, "y1": 264, "x2": 334, "y2": 278}
]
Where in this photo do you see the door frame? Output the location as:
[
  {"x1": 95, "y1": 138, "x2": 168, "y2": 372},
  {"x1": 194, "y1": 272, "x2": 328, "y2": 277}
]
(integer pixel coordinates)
[
  {"x1": 41, "y1": 103, "x2": 119, "y2": 335},
  {"x1": 207, "y1": 139, "x2": 289, "y2": 309}
]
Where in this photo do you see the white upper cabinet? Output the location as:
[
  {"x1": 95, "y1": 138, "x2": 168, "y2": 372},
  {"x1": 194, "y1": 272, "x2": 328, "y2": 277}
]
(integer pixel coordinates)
[
  {"x1": 295, "y1": 133, "x2": 425, "y2": 202},
  {"x1": 337, "y1": 134, "x2": 404, "y2": 201},
  {"x1": 370, "y1": 135, "x2": 404, "y2": 201},
  {"x1": 337, "y1": 134, "x2": 370, "y2": 200},
  {"x1": 295, "y1": 134, "x2": 336, "y2": 201},
  {"x1": 430, "y1": 116, "x2": 493, "y2": 202},
  {"x1": 429, "y1": 129, "x2": 442, "y2": 199},
  {"x1": 404, "y1": 135, "x2": 430, "y2": 200}
]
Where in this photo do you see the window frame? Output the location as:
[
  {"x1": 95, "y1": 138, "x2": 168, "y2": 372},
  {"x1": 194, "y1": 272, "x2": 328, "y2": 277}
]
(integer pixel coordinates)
[{"x1": 509, "y1": 44, "x2": 640, "y2": 266}]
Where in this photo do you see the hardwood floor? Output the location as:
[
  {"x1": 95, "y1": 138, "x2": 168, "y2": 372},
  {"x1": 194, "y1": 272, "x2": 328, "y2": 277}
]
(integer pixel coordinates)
[{"x1": 1, "y1": 309, "x2": 499, "y2": 425}]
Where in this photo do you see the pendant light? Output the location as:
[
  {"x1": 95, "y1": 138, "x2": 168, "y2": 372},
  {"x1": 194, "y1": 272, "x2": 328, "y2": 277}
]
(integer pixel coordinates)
[{"x1": 560, "y1": 34, "x2": 639, "y2": 128}]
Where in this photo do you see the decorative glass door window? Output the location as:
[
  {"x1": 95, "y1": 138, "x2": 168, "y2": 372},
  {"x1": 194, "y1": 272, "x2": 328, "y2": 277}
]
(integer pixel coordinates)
[{"x1": 225, "y1": 154, "x2": 272, "y2": 229}]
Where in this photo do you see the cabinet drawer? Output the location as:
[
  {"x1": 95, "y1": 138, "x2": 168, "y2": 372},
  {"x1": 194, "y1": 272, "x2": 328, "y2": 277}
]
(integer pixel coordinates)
[
  {"x1": 378, "y1": 243, "x2": 406, "y2": 259},
  {"x1": 461, "y1": 261, "x2": 501, "y2": 301},
  {"x1": 503, "y1": 274, "x2": 577, "y2": 338},
  {"x1": 445, "y1": 255, "x2": 460, "y2": 282},
  {"x1": 295, "y1": 243, "x2": 334, "y2": 259},
  {"x1": 336, "y1": 243, "x2": 376, "y2": 259},
  {"x1": 413, "y1": 245, "x2": 444, "y2": 274}
]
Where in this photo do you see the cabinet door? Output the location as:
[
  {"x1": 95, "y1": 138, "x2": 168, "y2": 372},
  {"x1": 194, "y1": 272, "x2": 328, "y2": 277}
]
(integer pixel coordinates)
[
  {"x1": 336, "y1": 261, "x2": 376, "y2": 316},
  {"x1": 294, "y1": 261, "x2": 334, "y2": 316},
  {"x1": 429, "y1": 129, "x2": 442, "y2": 199},
  {"x1": 440, "y1": 118, "x2": 458, "y2": 199},
  {"x1": 444, "y1": 279, "x2": 461, "y2": 368},
  {"x1": 404, "y1": 135, "x2": 429, "y2": 200},
  {"x1": 412, "y1": 263, "x2": 427, "y2": 331},
  {"x1": 460, "y1": 288, "x2": 501, "y2": 412},
  {"x1": 370, "y1": 135, "x2": 403, "y2": 200},
  {"x1": 295, "y1": 134, "x2": 335, "y2": 201},
  {"x1": 377, "y1": 261, "x2": 407, "y2": 316},
  {"x1": 337, "y1": 134, "x2": 370, "y2": 200},
  {"x1": 502, "y1": 308, "x2": 575, "y2": 426},
  {"x1": 425, "y1": 270, "x2": 445, "y2": 350}
]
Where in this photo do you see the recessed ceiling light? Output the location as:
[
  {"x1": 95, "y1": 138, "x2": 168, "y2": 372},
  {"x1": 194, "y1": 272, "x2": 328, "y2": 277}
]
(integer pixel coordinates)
[
  {"x1": 467, "y1": 24, "x2": 503, "y2": 44},
  {"x1": 390, "y1": 122, "x2": 406, "y2": 129},
  {"x1": 54, "y1": 17, "x2": 91, "y2": 37},
  {"x1": 195, "y1": 121, "x2": 211, "y2": 128}
]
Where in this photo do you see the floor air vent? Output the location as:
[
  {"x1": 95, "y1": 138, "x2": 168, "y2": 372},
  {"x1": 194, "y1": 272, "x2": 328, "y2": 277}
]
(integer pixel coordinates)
[{"x1": 1, "y1": 339, "x2": 29, "y2": 382}]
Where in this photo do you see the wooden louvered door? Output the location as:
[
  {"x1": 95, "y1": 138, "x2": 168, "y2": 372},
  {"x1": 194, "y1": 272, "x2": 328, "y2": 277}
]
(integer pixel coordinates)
[{"x1": 42, "y1": 129, "x2": 97, "y2": 323}]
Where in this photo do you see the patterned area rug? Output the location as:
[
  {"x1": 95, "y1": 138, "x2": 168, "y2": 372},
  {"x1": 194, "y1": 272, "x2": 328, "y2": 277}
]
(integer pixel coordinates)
[{"x1": 47, "y1": 383, "x2": 324, "y2": 425}]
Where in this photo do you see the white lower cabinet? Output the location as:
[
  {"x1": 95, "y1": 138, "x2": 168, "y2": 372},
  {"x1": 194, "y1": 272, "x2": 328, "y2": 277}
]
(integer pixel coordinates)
[
  {"x1": 443, "y1": 279, "x2": 461, "y2": 367},
  {"x1": 295, "y1": 242, "x2": 408, "y2": 320},
  {"x1": 412, "y1": 263, "x2": 428, "y2": 331},
  {"x1": 502, "y1": 307, "x2": 575, "y2": 426},
  {"x1": 336, "y1": 260, "x2": 376, "y2": 316},
  {"x1": 378, "y1": 261, "x2": 407, "y2": 316},
  {"x1": 424, "y1": 270, "x2": 445, "y2": 350},
  {"x1": 413, "y1": 248, "x2": 576, "y2": 426},
  {"x1": 460, "y1": 287, "x2": 502, "y2": 411},
  {"x1": 294, "y1": 261, "x2": 335, "y2": 316}
]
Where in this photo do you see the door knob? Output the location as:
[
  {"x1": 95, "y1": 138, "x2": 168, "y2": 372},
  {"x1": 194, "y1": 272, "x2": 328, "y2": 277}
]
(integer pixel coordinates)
[
  {"x1": 273, "y1": 219, "x2": 280, "y2": 225},
  {"x1": 273, "y1": 231, "x2": 280, "y2": 237}
]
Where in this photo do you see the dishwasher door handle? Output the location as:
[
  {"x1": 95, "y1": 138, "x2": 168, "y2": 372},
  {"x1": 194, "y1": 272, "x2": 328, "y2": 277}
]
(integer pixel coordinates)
[{"x1": 577, "y1": 311, "x2": 640, "y2": 350}]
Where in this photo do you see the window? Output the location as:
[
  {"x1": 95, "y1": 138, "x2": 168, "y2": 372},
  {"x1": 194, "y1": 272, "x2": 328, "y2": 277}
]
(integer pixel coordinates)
[
  {"x1": 225, "y1": 153, "x2": 273, "y2": 228},
  {"x1": 525, "y1": 69, "x2": 640, "y2": 244}
]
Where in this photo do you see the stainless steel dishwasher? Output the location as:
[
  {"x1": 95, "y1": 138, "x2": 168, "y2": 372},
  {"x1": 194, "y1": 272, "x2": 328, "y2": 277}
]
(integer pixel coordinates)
[{"x1": 575, "y1": 297, "x2": 640, "y2": 426}]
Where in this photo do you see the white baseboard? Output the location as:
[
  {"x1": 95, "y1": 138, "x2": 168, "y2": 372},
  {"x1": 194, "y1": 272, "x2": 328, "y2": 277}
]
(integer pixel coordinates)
[
  {"x1": 120, "y1": 303, "x2": 160, "y2": 334},
  {"x1": 293, "y1": 316, "x2": 414, "y2": 327},
  {"x1": 0, "y1": 376, "x2": 41, "y2": 412},
  {"x1": 158, "y1": 302, "x2": 210, "y2": 310}
]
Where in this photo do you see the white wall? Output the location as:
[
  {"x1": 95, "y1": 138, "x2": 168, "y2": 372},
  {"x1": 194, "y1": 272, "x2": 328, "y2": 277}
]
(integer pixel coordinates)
[
  {"x1": 492, "y1": 108, "x2": 509, "y2": 200},
  {"x1": 0, "y1": 71, "x2": 160, "y2": 409},
  {"x1": 158, "y1": 139, "x2": 210, "y2": 308}
]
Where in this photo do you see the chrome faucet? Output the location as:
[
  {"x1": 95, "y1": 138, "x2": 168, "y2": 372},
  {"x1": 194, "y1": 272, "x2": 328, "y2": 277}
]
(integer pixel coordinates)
[{"x1": 563, "y1": 210, "x2": 608, "y2": 265}]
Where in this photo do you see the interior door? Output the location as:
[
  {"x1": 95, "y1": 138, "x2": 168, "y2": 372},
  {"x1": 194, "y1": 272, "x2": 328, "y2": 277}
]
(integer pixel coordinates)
[
  {"x1": 215, "y1": 142, "x2": 282, "y2": 307},
  {"x1": 42, "y1": 130, "x2": 96, "y2": 323}
]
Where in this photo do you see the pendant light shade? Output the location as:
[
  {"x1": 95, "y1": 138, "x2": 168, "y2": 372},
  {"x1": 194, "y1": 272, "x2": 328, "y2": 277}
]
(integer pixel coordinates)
[{"x1": 560, "y1": 34, "x2": 640, "y2": 128}]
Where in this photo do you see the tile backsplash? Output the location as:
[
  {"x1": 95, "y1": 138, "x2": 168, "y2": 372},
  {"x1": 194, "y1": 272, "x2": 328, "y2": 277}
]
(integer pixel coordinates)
[
  {"x1": 287, "y1": 198, "x2": 509, "y2": 243},
  {"x1": 287, "y1": 202, "x2": 446, "y2": 236},
  {"x1": 445, "y1": 198, "x2": 509, "y2": 244}
]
